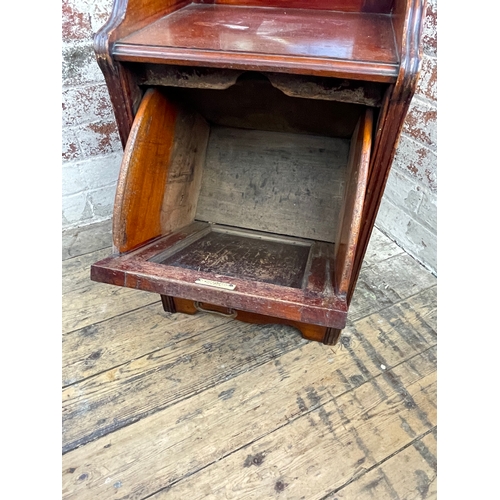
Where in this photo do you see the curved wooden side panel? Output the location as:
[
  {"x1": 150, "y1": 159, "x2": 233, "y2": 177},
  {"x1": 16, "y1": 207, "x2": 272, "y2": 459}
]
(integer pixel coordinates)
[
  {"x1": 348, "y1": 0, "x2": 426, "y2": 303},
  {"x1": 113, "y1": 89, "x2": 178, "y2": 253},
  {"x1": 113, "y1": 88, "x2": 210, "y2": 253},
  {"x1": 334, "y1": 108, "x2": 373, "y2": 296}
]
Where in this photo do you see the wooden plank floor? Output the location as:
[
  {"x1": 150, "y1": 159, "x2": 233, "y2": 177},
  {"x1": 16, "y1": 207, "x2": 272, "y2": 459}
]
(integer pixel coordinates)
[{"x1": 62, "y1": 220, "x2": 437, "y2": 500}]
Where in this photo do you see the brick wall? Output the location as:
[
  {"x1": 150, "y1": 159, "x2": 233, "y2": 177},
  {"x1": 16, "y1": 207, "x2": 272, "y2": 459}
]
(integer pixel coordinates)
[
  {"x1": 62, "y1": 0, "x2": 437, "y2": 274},
  {"x1": 375, "y1": 0, "x2": 437, "y2": 274},
  {"x1": 62, "y1": 0, "x2": 122, "y2": 228}
]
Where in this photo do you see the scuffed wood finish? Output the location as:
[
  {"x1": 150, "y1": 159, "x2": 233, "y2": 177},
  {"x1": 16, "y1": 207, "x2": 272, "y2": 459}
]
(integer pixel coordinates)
[
  {"x1": 266, "y1": 72, "x2": 384, "y2": 106},
  {"x1": 91, "y1": 222, "x2": 348, "y2": 329},
  {"x1": 154, "y1": 356, "x2": 435, "y2": 499},
  {"x1": 114, "y1": 4, "x2": 399, "y2": 81},
  {"x1": 160, "y1": 109, "x2": 210, "y2": 235},
  {"x1": 334, "y1": 108, "x2": 372, "y2": 296},
  {"x1": 92, "y1": 0, "x2": 427, "y2": 341},
  {"x1": 132, "y1": 63, "x2": 244, "y2": 90},
  {"x1": 348, "y1": 0, "x2": 427, "y2": 303},
  {"x1": 332, "y1": 431, "x2": 436, "y2": 499},
  {"x1": 93, "y1": 0, "x2": 190, "y2": 144},
  {"x1": 134, "y1": 65, "x2": 385, "y2": 106},
  {"x1": 157, "y1": 229, "x2": 311, "y2": 288},
  {"x1": 62, "y1": 318, "x2": 309, "y2": 454}
]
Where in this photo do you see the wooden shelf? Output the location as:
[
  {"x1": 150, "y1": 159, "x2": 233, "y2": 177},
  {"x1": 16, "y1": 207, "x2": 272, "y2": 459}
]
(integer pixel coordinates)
[{"x1": 114, "y1": 4, "x2": 399, "y2": 81}]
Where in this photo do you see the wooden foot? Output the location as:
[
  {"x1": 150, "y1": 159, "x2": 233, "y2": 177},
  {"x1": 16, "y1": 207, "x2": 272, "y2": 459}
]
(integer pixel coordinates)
[
  {"x1": 171, "y1": 297, "x2": 343, "y2": 345},
  {"x1": 323, "y1": 327, "x2": 342, "y2": 346},
  {"x1": 160, "y1": 295, "x2": 177, "y2": 313}
]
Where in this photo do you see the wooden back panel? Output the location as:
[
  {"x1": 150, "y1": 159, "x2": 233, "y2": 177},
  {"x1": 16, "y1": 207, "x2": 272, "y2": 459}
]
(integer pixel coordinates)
[
  {"x1": 195, "y1": 126, "x2": 350, "y2": 242},
  {"x1": 334, "y1": 108, "x2": 373, "y2": 296},
  {"x1": 194, "y1": 0, "x2": 394, "y2": 13}
]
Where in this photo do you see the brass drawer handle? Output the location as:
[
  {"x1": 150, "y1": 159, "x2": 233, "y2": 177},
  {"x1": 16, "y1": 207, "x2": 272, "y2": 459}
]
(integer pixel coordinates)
[{"x1": 194, "y1": 301, "x2": 237, "y2": 318}]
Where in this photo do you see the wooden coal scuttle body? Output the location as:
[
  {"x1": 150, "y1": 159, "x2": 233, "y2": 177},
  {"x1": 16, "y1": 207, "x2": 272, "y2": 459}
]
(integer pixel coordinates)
[{"x1": 91, "y1": 0, "x2": 427, "y2": 344}]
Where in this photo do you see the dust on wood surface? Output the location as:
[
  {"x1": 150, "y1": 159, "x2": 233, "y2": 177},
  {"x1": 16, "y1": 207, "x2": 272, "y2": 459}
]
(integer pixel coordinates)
[
  {"x1": 159, "y1": 229, "x2": 311, "y2": 288},
  {"x1": 195, "y1": 126, "x2": 349, "y2": 242}
]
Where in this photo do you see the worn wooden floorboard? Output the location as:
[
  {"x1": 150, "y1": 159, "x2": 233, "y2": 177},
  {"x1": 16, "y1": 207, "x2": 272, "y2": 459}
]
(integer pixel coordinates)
[
  {"x1": 349, "y1": 253, "x2": 436, "y2": 322},
  {"x1": 62, "y1": 219, "x2": 112, "y2": 260},
  {"x1": 62, "y1": 283, "x2": 159, "y2": 335},
  {"x1": 62, "y1": 247, "x2": 111, "y2": 294},
  {"x1": 152, "y1": 354, "x2": 436, "y2": 499},
  {"x1": 62, "y1": 222, "x2": 437, "y2": 500},
  {"x1": 62, "y1": 303, "x2": 236, "y2": 387},
  {"x1": 62, "y1": 304, "x2": 232, "y2": 386},
  {"x1": 324, "y1": 430, "x2": 437, "y2": 500},
  {"x1": 361, "y1": 227, "x2": 405, "y2": 268},
  {"x1": 62, "y1": 321, "x2": 308, "y2": 453},
  {"x1": 64, "y1": 365, "x2": 435, "y2": 499},
  {"x1": 62, "y1": 285, "x2": 436, "y2": 499}
]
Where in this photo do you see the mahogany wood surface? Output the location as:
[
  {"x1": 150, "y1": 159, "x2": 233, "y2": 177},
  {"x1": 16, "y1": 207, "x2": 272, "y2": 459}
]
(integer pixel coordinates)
[
  {"x1": 114, "y1": 4, "x2": 399, "y2": 82},
  {"x1": 112, "y1": 88, "x2": 178, "y2": 253},
  {"x1": 195, "y1": 1, "x2": 394, "y2": 14},
  {"x1": 94, "y1": 1, "x2": 191, "y2": 145},
  {"x1": 334, "y1": 108, "x2": 372, "y2": 296},
  {"x1": 91, "y1": 222, "x2": 348, "y2": 329},
  {"x1": 347, "y1": 0, "x2": 426, "y2": 304}
]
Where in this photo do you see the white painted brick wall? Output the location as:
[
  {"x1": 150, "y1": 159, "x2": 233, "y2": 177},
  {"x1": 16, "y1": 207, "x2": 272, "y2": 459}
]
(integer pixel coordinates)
[
  {"x1": 375, "y1": 0, "x2": 437, "y2": 274},
  {"x1": 62, "y1": 0, "x2": 122, "y2": 228},
  {"x1": 61, "y1": 0, "x2": 438, "y2": 275}
]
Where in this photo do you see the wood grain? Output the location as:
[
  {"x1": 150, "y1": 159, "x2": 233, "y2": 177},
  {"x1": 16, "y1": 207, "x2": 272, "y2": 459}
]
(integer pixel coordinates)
[
  {"x1": 160, "y1": 107, "x2": 210, "y2": 234},
  {"x1": 334, "y1": 108, "x2": 372, "y2": 296},
  {"x1": 91, "y1": 227, "x2": 348, "y2": 329},
  {"x1": 62, "y1": 248, "x2": 111, "y2": 294},
  {"x1": 93, "y1": 0, "x2": 190, "y2": 145},
  {"x1": 166, "y1": 76, "x2": 365, "y2": 138},
  {"x1": 156, "y1": 358, "x2": 435, "y2": 499},
  {"x1": 361, "y1": 226, "x2": 405, "y2": 267},
  {"x1": 349, "y1": 254, "x2": 436, "y2": 322},
  {"x1": 62, "y1": 304, "x2": 231, "y2": 386},
  {"x1": 62, "y1": 283, "x2": 158, "y2": 335},
  {"x1": 62, "y1": 321, "x2": 308, "y2": 453},
  {"x1": 62, "y1": 219, "x2": 112, "y2": 260},
  {"x1": 197, "y1": 1, "x2": 394, "y2": 14},
  {"x1": 113, "y1": 88, "x2": 178, "y2": 253},
  {"x1": 134, "y1": 65, "x2": 384, "y2": 106},
  {"x1": 348, "y1": 0, "x2": 427, "y2": 303},
  {"x1": 114, "y1": 4, "x2": 399, "y2": 81},
  {"x1": 331, "y1": 431, "x2": 437, "y2": 499},
  {"x1": 173, "y1": 297, "x2": 336, "y2": 343},
  {"x1": 159, "y1": 229, "x2": 311, "y2": 288},
  {"x1": 62, "y1": 283, "x2": 436, "y2": 498},
  {"x1": 196, "y1": 127, "x2": 349, "y2": 242}
]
